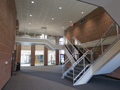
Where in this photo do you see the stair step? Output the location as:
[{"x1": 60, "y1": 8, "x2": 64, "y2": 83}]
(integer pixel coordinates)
[
  {"x1": 67, "y1": 72, "x2": 77, "y2": 77},
  {"x1": 74, "y1": 67, "x2": 83, "y2": 71},
  {"x1": 65, "y1": 75, "x2": 73, "y2": 81},
  {"x1": 70, "y1": 70, "x2": 80, "y2": 74},
  {"x1": 76, "y1": 64, "x2": 84, "y2": 68}
]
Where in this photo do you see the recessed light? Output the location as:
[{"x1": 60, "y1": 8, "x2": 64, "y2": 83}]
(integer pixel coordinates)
[
  {"x1": 30, "y1": 14, "x2": 32, "y2": 17},
  {"x1": 81, "y1": 12, "x2": 84, "y2": 14},
  {"x1": 59, "y1": 7, "x2": 62, "y2": 10},
  {"x1": 52, "y1": 18, "x2": 54, "y2": 20},
  {"x1": 70, "y1": 21, "x2": 72, "y2": 23},
  {"x1": 31, "y1": 1, "x2": 34, "y2": 3},
  {"x1": 62, "y1": 27, "x2": 64, "y2": 29},
  {"x1": 29, "y1": 23, "x2": 31, "y2": 24}
]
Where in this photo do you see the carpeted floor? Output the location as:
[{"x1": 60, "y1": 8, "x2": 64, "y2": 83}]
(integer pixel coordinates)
[{"x1": 3, "y1": 65, "x2": 120, "y2": 90}]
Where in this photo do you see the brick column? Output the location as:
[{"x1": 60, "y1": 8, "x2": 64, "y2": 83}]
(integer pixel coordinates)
[
  {"x1": 13, "y1": 50, "x2": 16, "y2": 71},
  {"x1": 16, "y1": 44, "x2": 21, "y2": 63},
  {"x1": 44, "y1": 46, "x2": 48, "y2": 66},
  {"x1": 31, "y1": 45, "x2": 35, "y2": 66},
  {"x1": 56, "y1": 50, "x2": 59, "y2": 65},
  {"x1": 65, "y1": 54, "x2": 67, "y2": 60}
]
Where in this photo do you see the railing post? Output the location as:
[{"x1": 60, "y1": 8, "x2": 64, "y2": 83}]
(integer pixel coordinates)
[
  {"x1": 90, "y1": 50, "x2": 94, "y2": 63},
  {"x1": 62, "y1": 65, "x2": 64, "y2": 76},
  {"x1": 101, "y1": 38, "x2": 103, "y2": 54},
  {"x1": 116, "y1": 24, "x2": 119, "y2": 37},
  {"x1": 73, "y1": 67, "x2": 74, "y2": 84},
  {"x1": 83, "y1": 57, "x2": 85, "y2": 73}
]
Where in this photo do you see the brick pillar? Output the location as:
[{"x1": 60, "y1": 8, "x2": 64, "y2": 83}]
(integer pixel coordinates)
[
  {"x1": 44, "y1": 46, "x2": 48, "y2": 66},
  {"x1": 31, "y1": 45, "x2": 35, "y2": 66},
  {"x1": 65, "y1": 54, "x2": 67, "y2": 60},
  {"x1": 13, "y1": 50, "x2": 16, "y2": 71},
  {"x1": 56, "y1": 50, "x2": 59, "y2": 65},
  {"x1": 16, "y1": 44, "x2": 21, "y2": 63}
]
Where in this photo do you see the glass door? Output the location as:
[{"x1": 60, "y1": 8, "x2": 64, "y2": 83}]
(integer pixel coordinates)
[{"x1": 60, "y1": 54, "x2": 65, "y2": 65}]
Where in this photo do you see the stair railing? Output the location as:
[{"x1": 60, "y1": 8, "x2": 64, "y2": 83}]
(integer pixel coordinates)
[
  {"x1": 72, "y1": 23, "x2": 120, "y2": 85},
  {"x1": 62, "y1": 53, "x2": 79, "y2": 78},
  {"x1": 72, "y1": 36, "x2": 92, "y2": 63},
  {"x1": 72, "y1": 36, "x2": 89, "y2": 53},
  {"x1": 72, "y1": 50, "x2": 91, "y2": 84},
  {"x1": 91, "y1": 23, "x2": 120, "y2": 63},
  {"x1": 64, "y1": 37, "x2": 80, "y2": 60}
]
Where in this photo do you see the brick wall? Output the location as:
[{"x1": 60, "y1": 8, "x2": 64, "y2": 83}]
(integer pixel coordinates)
[
  {"x1": 105, "y1": 66, "x2": 120, "y2": 79},
  {"x1": 65, "y1": 7, "x2": 114, "y2": 43},
  {"x1": 0, "y1": 0, "x2": 17, "y2": 89}
]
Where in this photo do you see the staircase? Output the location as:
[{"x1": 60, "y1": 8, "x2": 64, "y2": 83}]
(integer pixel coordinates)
[{"x1": 62, "y1": 23, "x2": 120, "y2": 85}]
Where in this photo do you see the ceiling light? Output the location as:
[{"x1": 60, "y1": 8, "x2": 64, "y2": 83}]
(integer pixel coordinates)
[
  {"x1": 81, "y1": 12, "x2": 84, "y2": 14},
  {"x1": 31, "y1": 1, "x2": 34, "y2": 3},
  {"x1": 59, "y1": 7, "x2": 62, "y2": 10},
  {"x1": 70, "y1": 21, "x2": 72, "y2": 23},
  {"x1": 29, "y1": 23, "x2": 31, "y2": 25},
  {"x1": 30, "y1": 14, "x2": 32, "y2": 17},
  {"x1": 62, "y1": 27, "x2": 64, "y2": 29},
  {"x1": 52, "y1": 18, "x2": 54, "y2": 20}
]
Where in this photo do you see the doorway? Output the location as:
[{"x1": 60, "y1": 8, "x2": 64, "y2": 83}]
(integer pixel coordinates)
[
  {"x1": 60, "y1": 54, "x2": 65, "y2": 65},
  {"x1": 21, "y1": 50, "x2": 31, "y2": 66}
]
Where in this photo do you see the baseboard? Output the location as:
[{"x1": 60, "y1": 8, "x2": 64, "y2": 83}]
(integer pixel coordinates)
[{"x1": 102, "y1": 74, "x2": 120, "y2": 80}]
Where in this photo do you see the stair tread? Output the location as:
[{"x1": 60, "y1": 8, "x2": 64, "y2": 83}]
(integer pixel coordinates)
[
  {"x1": 65, "y1": 75, "x2": 73, "y2": 80},
  {"x1": 67, "y1": 72, "x2": 78, "y2": 77}
]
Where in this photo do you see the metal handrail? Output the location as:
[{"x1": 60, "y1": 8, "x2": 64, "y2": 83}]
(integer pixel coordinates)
[
  {"x1": 62, "y1": 52, "x2": 80, "y2": 77},
  {"x1": 64, "y1": 45, "x2": 73, "y2": 55},
  {"x1": 72, "y1": 50, "x2": 90, "y2": 68},
  {"x1": 16, "y1": 36, "x2": 59, "y2": 45},
  {"x1": 73, "y1": 64, "x2": 91, "y2": 81},
  {"x1": 92, "y1": 22, "x2": 115, "y2": 52},
  {"x1": 72, "y1": 36, "x2": 88, "y2": 52},
  {"x1": 72, "y1": 50, "x2": 90, "y2": 84},
  {"x1": 72, "y1": 36, "x2": 92, "y2": 63},
  {"x1": 64, "y1": 37, "x2": 78, "y2": 54},
  {"x1": 63, "y1": 53, "x2": 76, "y2": 65}
]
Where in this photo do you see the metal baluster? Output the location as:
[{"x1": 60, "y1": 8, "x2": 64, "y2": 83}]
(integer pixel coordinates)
[
  {"x1": 83, "y1": 57, "x2": 85, "y2": 73},
  {"x1": 90, "y1": 50, "x2": 94, "y2": 63},
  {"x1": 73, "y1": 67, "x2": 74, "y2": 84},
  {"x1": 116, "y1": 24, "x2": 119, "y2": 37},
  {"x1": 101, "y1": 38, "x2": 103, "y2": 54}
]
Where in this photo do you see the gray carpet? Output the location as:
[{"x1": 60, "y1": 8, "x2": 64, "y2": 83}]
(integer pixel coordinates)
[{"x1": 3, "y1": 65, "x2": 120, "y2": 90}]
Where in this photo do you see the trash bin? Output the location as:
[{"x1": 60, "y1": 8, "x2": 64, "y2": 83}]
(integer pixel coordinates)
[{"x1": 16, "y1": 62, "x2": 20, "y2": 71}]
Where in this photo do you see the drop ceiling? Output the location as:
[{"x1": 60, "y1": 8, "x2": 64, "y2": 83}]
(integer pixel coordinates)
[{"x1": 15, "y1": 0, "x2": 97, "y2": 36}]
